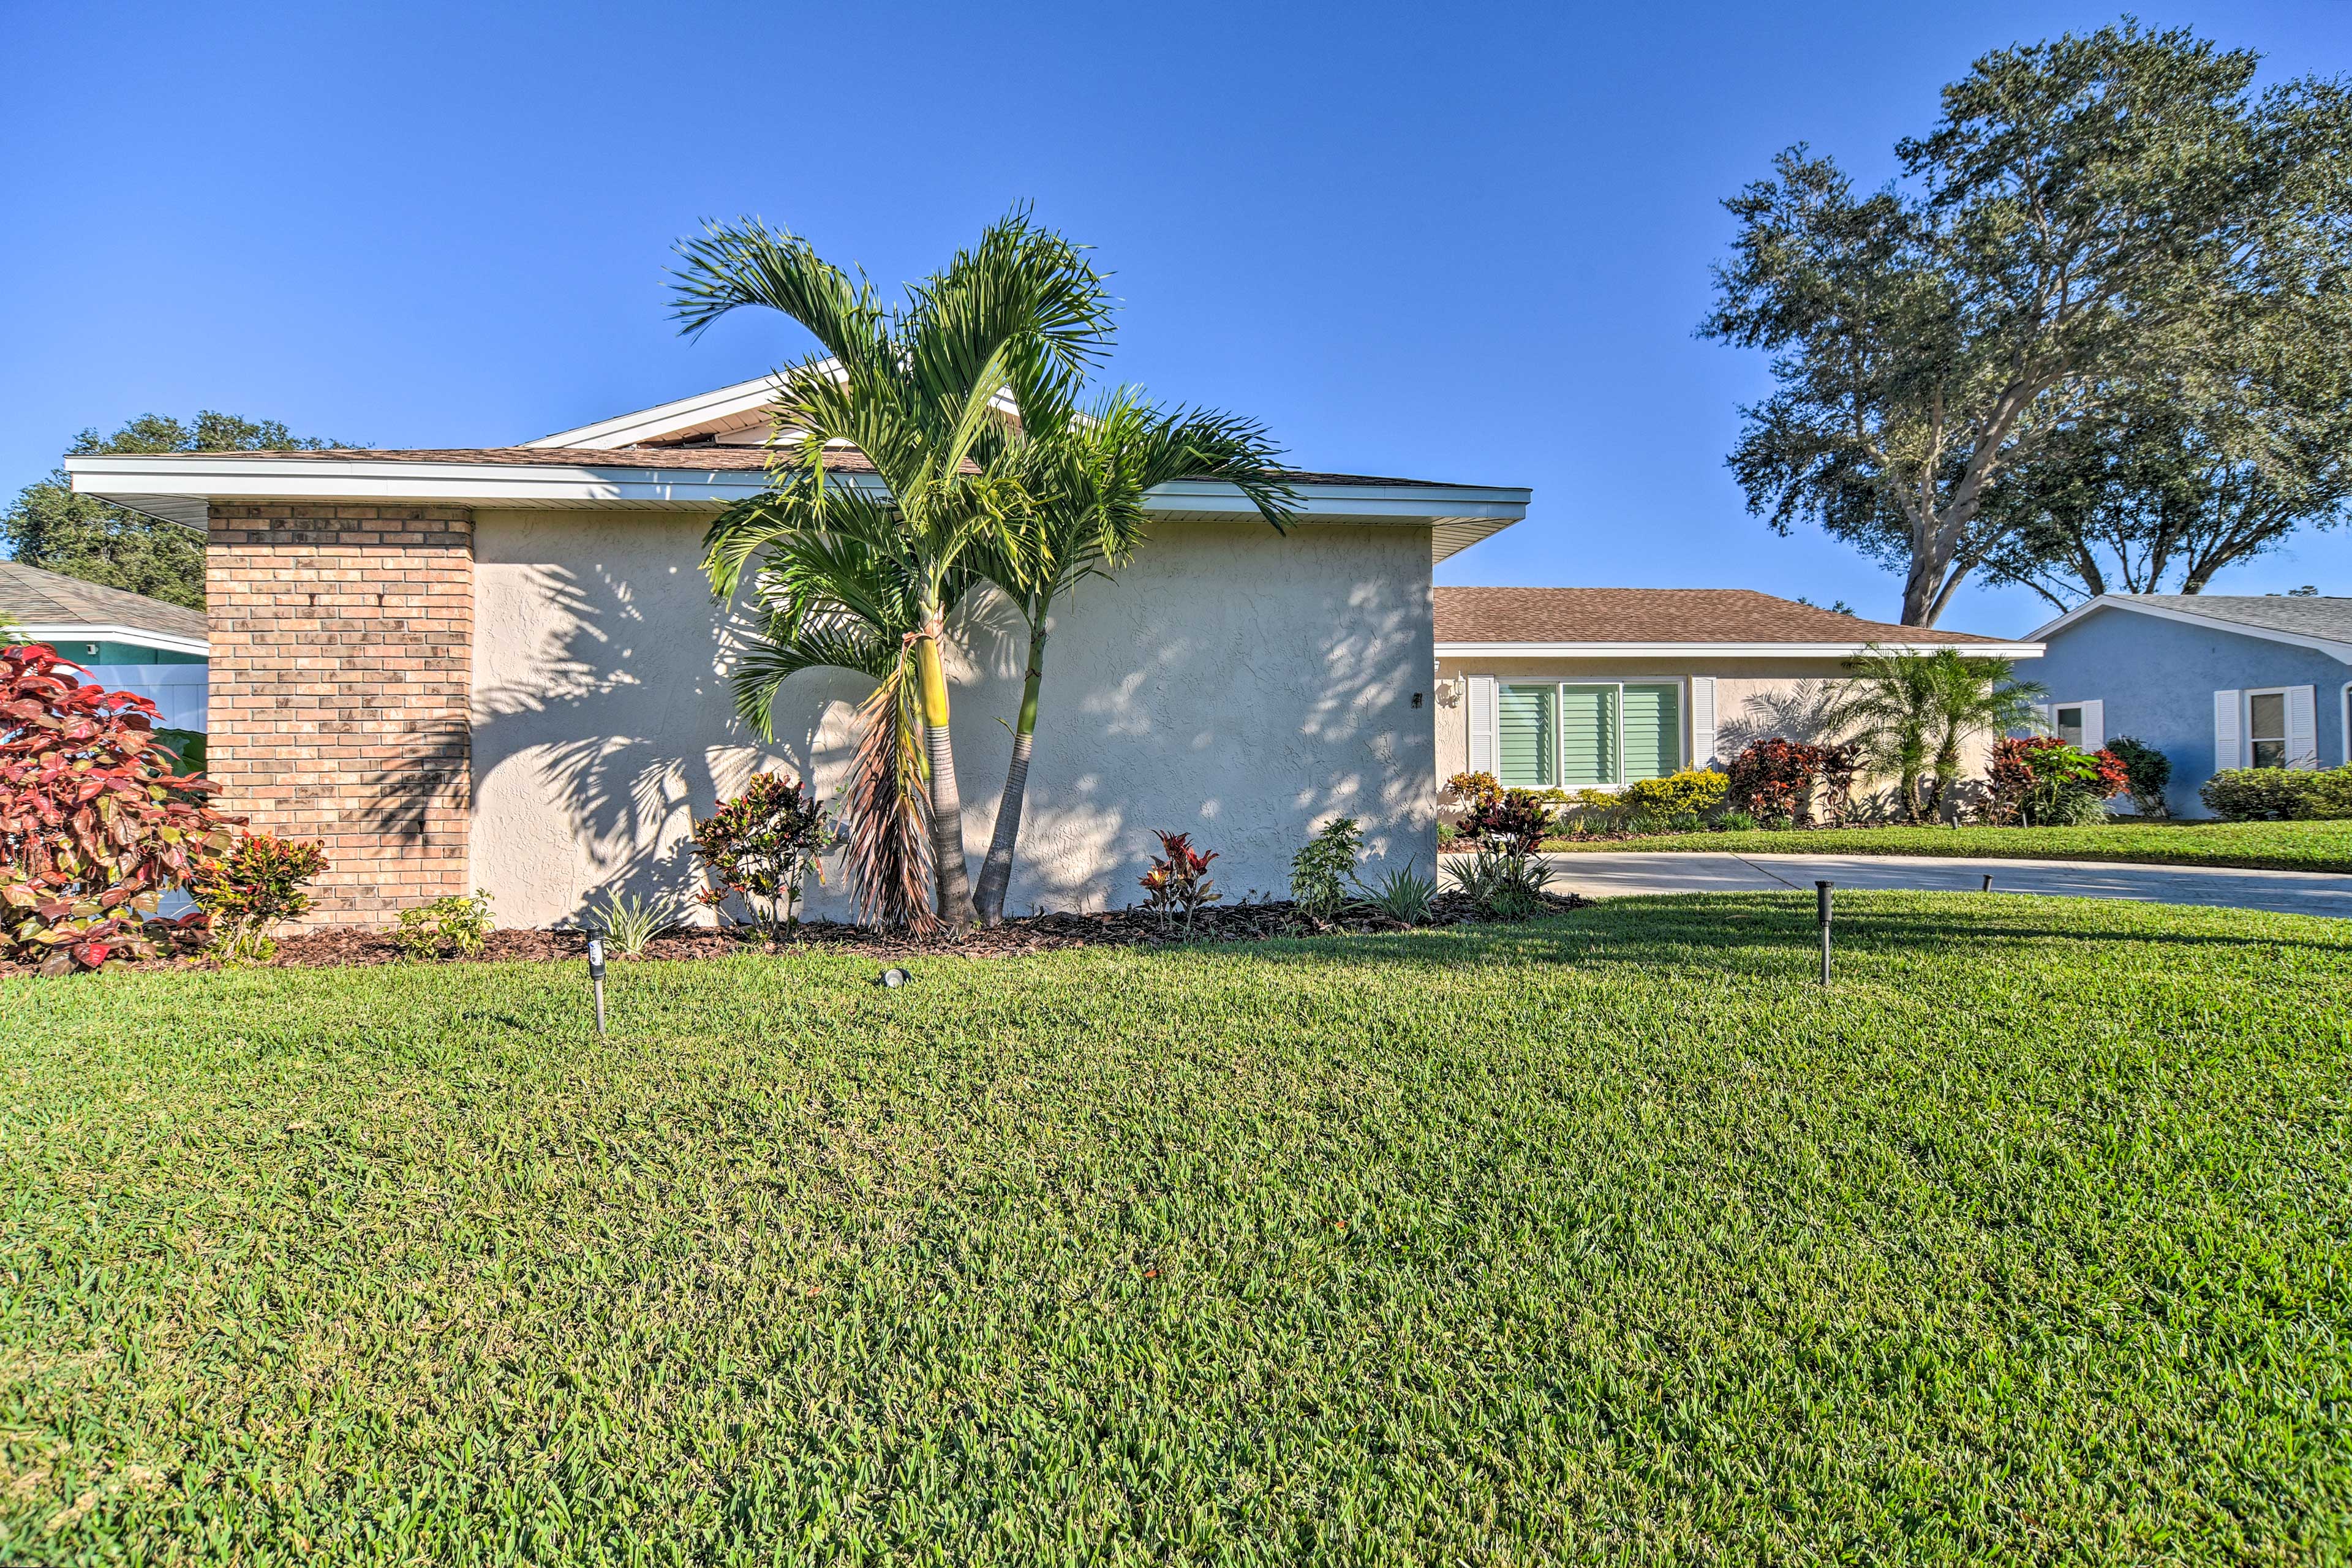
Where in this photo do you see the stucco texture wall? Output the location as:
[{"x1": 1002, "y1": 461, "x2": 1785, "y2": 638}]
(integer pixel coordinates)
[
  {"x1": 1433, "y1": 655, "x2": 2003, "y2": 801},
  {"x1": 472, "y1": 511, "x2": 1435, "y2": 927},
  {"x1": 2032, "y1": 607, "x2": 2351, "y2": 816}
]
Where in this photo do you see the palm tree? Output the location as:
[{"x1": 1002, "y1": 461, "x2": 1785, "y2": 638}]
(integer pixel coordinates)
[
  {"x1": 673, "y1": 209, "x2": 1114, "y2": 930},
  {"x1": 1831, "y1": 647, "x2": 2045, "y2": 821},
  {"x1": 706, "y1": 492, "x2": 965, "y2": 930},
  {"x1": 1920, "y1": 650, "x2": 2045, "y2": 821},
  {"x1": 969, "y1": 391, "x2": 1294, "y2": 925},
  {"x1": 1826, "y1": 648, "x2": 1941, "y2": 821}
]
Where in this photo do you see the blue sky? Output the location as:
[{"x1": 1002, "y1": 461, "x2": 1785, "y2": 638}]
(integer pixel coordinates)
[{"x1": 4, "y1": 0, "x2": 2348, "y2": 635}]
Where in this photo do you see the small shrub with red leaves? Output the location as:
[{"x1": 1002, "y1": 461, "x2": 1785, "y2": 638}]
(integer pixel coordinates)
[
  {"x1": 1, "y1": 644, "x2": 237, "y2": 973},
  {"x1": 190, "y1": 833, "x2": 329, "y2": 962}
]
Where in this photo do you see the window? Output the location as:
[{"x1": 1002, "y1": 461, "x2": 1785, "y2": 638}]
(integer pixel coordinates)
[
  {"x1": 2054, "y1": 706, "x2": 2085, "y2": 747},
  {"x1": 2249, "y1": 689, "x2": 2288, "y2": 769},
  {"x1": 1494, "y1": 680, "x2": 1681, "y2": 789}
]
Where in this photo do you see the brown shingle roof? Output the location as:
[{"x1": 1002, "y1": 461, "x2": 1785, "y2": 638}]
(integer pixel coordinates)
[
  {"x1": 155, "y1": 445, "x2": 1462, "y2": 488},
  {"x1": 0, "y1": 561, "x2": 207, "y2": 641},
  {"x1": 1434, "y1": 587, "x2": 2013, "y2": 646}
]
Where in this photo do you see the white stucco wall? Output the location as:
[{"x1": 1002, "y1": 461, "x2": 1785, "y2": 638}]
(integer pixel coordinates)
[{"x1": 472, "y1": 511, "x2": 1436, "y2": 927}]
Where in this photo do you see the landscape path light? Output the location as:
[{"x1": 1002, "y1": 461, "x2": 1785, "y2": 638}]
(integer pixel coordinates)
[{"x1": 587, "y1": 932, "x2": 608, "y2": 1035}]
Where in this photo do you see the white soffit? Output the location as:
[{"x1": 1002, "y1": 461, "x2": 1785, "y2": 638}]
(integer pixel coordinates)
[{"x1": 66, "y1": 454, "x2": 1531, "y2": 564}]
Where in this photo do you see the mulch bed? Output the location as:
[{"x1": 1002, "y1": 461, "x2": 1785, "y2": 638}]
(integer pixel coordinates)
[{"x1": 108, "y1": 891, "x2": 1591, "y2": 972}]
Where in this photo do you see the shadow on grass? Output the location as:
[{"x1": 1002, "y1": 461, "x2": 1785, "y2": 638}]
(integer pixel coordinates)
[{"x1": 1191, "y1": 892, "x2": 2352, "y2": 979}]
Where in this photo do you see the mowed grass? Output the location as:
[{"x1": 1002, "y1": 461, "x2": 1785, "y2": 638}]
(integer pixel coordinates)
[
  {"x1": 4, "y1": 894, "x2": 2350, "y2": 1564},
  {"x1": 1537, "y1": 816, "x2": 2352, "y2": 873}
]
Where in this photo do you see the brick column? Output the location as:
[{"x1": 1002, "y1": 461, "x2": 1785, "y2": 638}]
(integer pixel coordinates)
[{"x1": 206, "y1": 503, "x2": 473, "y2": 924}]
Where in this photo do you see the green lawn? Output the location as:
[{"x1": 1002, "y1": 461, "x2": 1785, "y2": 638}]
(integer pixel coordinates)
[
  {"x1": 5, "y1": 894, "x2": 2350, "y2": 1563},
  {"x1": 1537, "y1": 817, "x2": 2352, "y2": 872}
]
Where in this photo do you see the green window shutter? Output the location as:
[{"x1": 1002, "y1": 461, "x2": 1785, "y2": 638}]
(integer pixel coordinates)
[
  {"x1": 1621, "y1": 684, "x2": 1681, "y2": 782},
  {"x1": 1497, "y1": 684, "x2": 1556, "y2": 787},
  {"x1": 1561, "y1": 685, "x2": 1617, "y2": 786}
]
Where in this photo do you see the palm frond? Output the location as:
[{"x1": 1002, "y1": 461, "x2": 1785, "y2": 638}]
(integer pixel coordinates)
[
  {"x1": 839, "y1": 668, "x2": 936, "y2": 932},
  {"x1": 668, "y1": 219, "x2": 888, "y2": 369}
]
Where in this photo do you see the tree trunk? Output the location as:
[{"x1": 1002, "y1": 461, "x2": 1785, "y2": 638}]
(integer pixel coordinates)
[
  {"x1": 913, "y1": 617, "x2": 976, "y2": 932},
  {"x1": 973, "y1": 617, "x2": 1049, "y2": 927}
]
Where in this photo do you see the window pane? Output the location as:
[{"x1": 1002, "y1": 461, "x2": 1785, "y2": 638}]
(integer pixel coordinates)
[
  {"x1": 2056, "y1": 706, "x2": 2083, "y2": 747},
  {"x1": 1497, "y1": 684, "x2": 1556, "y2": 788},
  {"x1": 2253, "y1": 738, "x2": 2287, "y2": 769},
  {"x1": 2250, "y1": 692, "x2": 2286, "y2": 741},
  {"x1": 1561, "y1": 685, "x2": 1617, "y2": 786},
  {"x1": 1620, "y1": 684, "x2": 1681, "y2": 782}
]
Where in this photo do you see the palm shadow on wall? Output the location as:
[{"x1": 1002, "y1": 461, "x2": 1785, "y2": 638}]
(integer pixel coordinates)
[{"x1": 368, "y1": 524, "x2": 1434, "y2": 926}]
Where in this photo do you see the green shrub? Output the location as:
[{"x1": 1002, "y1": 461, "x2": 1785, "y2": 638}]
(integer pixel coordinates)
[
  {"x1": 190, "y1": 834, "x2": 328, "y2": 963},
  {"x1": 592, "y1": 892, "x2": 670, "y2": 957},
  {"x1": 1443, "y1": 843, "x2": 1553, "y2": 919},
  {"x1": 2201, "y1": 764, "x2": 2352, "y2": 821},
  {"x1": 1358, "y1": 859, "x2": 1439, "y2": 925},
  {"x1": 1716, "y1": 810, "x2": 1757, "y2": 832},
  {"x1": 1289, "y1": 818, "x2": 1362, "y2": 921},
  {"x1": 1620, "y1": 769, "x2": 1729, "y2": 818},
  {"x1": 2105, "y1": 736, "x2": 2173, "y2": 816},
  {"x1": 394, "y1": 890, "x2": 495, "y2": 961}
]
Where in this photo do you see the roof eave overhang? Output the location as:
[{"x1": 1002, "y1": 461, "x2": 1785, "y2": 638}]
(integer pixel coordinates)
[
  {"x1": 2027, "y1": 595, "x2": 2352, "y2": 665},
  {"x1": 67, "y1": 457, "x2": 1531, "y2": 564},
  {"x1": 1434, "y1": 639, "x2": 2045, "y2": 659},
  {"x1": 13, "y1": 623, "x2": 210, "y2": 658}
]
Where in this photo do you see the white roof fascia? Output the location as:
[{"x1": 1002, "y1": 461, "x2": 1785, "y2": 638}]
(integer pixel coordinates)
[
  {"x1": 15, "y1": 622, "x2": 210, "y2": 658},
  {"x1": 2027, "y1": 594, "x2": 2352, "y2": 665},
  {"x1": 1435, "y1": 639, "x2": 2044, "y2": 660},
  {"x1": 525, "y1": 375, "x2": 789, "y2": 448},
  {"x1": 526, "y1": 366, "x2": 1021, "y2": 450},
  {"x1": 67, "y1": 456, "x2": 1530, "y2": 560}
]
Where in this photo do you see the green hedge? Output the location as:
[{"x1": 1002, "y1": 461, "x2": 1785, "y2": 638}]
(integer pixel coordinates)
[{"x1": 2199, "y1": 763, "x2": 2352, "y2": 821}]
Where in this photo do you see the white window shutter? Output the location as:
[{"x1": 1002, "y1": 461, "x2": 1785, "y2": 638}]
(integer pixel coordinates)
[
  {"x1": 1466, "y1": 675, "x2": 1498, "y2": 774},
  {"x1": 2078, "y1": 699, "x2": 2105, "y2": 752},
  {"x1": 1688, "y1": 677, "x2": 1717, "y2": 769},
  {"x1": 2286, "y1": 684, "x2": 2318, "y2": 770},
  {"x1": 2214, "y1": 690, "x2": 2242, "y2": 771},
  {"x1": 2031, "y1": 701, "x2": 2052, "y2": 735}
]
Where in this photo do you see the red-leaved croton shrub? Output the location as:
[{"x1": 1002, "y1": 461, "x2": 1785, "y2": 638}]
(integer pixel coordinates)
[
  {"x1": 190, "y1": 833, "x2": 329, "y2": 962},
  {"x1": 1984, "y1": 736, "x2": 2130, "y2": 826},
  {"x1": 1, "y1": 644, "x2": 237, "y2": 973},
  {"x1": 1727, "y1": 737, "x2": 1826, "y2": 824}
]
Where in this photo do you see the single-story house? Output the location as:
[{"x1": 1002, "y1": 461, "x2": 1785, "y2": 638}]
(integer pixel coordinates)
[
  {"x1": 66, "y1": 377, "x2": 1530, "y2": 925},
  {"x1": 0, "y1": 560, "x2": 209, "y2": 730},
  {"x1": 2025, "y1": 594, "x2": 2351, "y2": 817},
  {"x1": 1434, "y1": 587, "x2": 2042, "y2": 795}
]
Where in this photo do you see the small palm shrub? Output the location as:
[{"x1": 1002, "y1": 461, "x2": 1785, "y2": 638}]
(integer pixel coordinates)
[
  {"x1": 1358, "y1": 859, "x2": 1439, "y2": 925},
  {"x1": 1289, "y1": 817, "x2": 1363, "y2": 921},
  {"x1": 1445, "y1": 843, "x2": 1553, "y2": 919},
  {"x1": 593, "y1": 892, "x2": 670, "y2": 956},
  {"x1": 394, "y1": 889, "x2": 494, "y2": 961},
  {"x1": 1140, "y1": 830, "x2": 1221, "y2": 930},
  {"x1": 190, "y1": 834, "x2": 328, "y2": 963}
]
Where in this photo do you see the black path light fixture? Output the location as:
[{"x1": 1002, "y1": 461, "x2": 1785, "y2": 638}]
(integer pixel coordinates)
[
  {"x1": 1815, "y1": 880, "x2": 1834, "y2": 987},
  {"x1": 587, "y1": 932, "x2": 608, "y2": 1035}
]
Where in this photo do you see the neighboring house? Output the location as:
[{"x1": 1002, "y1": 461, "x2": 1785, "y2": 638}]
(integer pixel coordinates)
[
  {"x1": 2026, "y1": 595, "x2": 2352, "y2": 818},
  {"x1": 1434, "y1": 587, "x2": 2041, "y2": 794},
  {"x1": 66, "y1": 378, "x2": 1531, "y2": 926},
  {"x1": 0, "y1": 560, "x2": 209, "y2": 730}
]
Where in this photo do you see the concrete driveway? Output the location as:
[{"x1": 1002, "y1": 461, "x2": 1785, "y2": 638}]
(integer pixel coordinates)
[{"x1": 1526, "y1": 850, "x2": 2352, "y2": 919}]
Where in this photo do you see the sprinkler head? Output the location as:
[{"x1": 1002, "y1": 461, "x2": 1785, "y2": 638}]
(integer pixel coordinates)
[{"x1": 878, "y1": 966, "x2": 911, "y2": 989}]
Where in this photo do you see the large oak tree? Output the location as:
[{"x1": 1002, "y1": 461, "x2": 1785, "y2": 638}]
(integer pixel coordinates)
[{"x1": 1703, "y1": 23, "x2": 2352, "y2": 625}]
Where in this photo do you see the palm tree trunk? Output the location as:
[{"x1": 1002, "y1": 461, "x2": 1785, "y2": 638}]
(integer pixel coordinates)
[
  {"x1": 974, "y1": 614, "x2": 1049, "y2": 926},
  {"x1": 913, "y1": 614, "x2": 976, "y2": 932}
]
